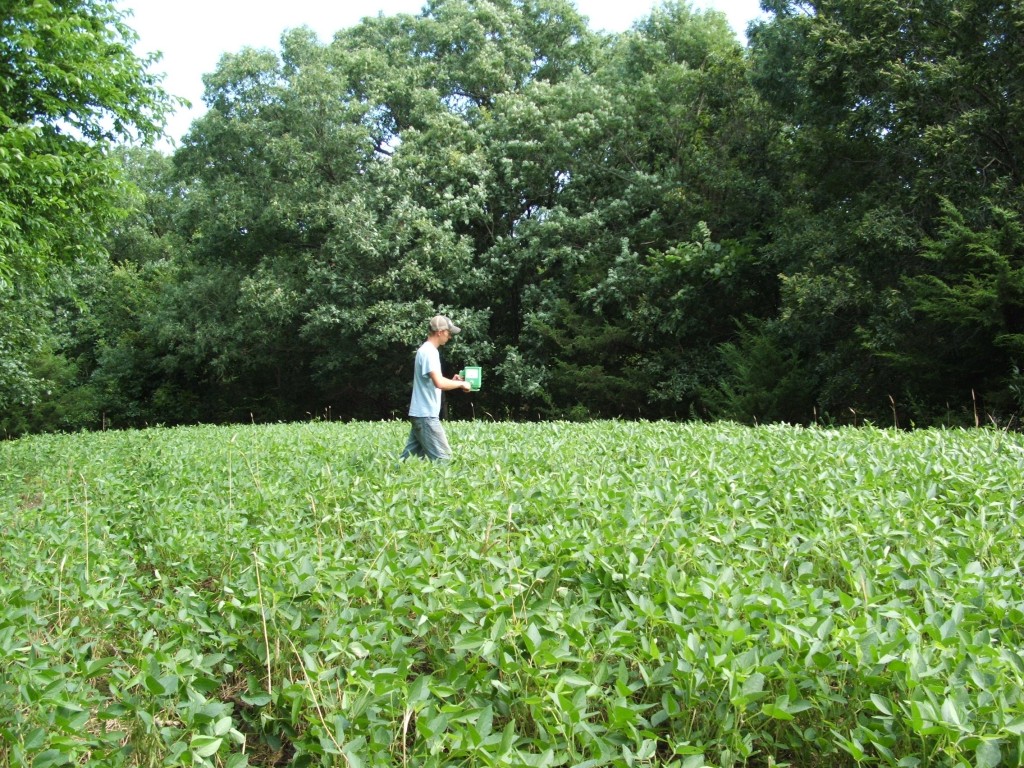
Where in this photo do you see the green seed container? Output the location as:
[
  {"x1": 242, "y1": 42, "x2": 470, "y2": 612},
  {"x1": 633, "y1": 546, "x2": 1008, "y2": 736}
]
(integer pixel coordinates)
[{"x1": 460, "y1": 366, "x2": 482, "y2": 391}]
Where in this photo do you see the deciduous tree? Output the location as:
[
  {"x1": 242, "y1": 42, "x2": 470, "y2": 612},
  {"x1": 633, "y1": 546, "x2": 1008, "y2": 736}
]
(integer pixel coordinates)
[{"x1": 1, "y1": 0, "x2": 173, "y2": 415}]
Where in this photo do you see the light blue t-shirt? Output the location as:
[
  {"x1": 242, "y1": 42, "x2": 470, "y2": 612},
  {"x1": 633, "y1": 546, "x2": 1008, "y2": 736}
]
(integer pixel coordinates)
[{"x1": 408, "y1": 341, "x2": 442, "y2": 417}]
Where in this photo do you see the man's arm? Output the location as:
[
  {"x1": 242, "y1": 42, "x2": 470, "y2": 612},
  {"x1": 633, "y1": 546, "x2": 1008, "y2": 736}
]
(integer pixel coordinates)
[{"x1": 430, "y1": 369, "x2": 471, "y2": 391}]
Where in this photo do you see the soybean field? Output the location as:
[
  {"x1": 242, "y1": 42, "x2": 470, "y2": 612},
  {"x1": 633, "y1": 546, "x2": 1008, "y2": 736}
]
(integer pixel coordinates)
[{"x1": 2, "y1": 421, "x2": 1023, "y2": 767}]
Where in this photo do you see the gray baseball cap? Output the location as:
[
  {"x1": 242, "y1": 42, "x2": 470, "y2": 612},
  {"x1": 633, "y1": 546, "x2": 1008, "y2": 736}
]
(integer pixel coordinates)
[{"x1": 429, "y1": 315, "x2": 461, "y2": 334}]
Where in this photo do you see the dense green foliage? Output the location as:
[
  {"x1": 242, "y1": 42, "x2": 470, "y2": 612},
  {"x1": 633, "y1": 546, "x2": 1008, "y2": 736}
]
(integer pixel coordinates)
[
  {"x1": 3, "y1": 0, "x2": 1024, "y2": 433},
  {"x1": 745, "y1": 0, "x2": 1024, "y2": 425},
  {"x1": 0, "y1": 0, "x2": 173, "y2": 417},
  {"x1": 2, "y1": 421, "x2": 1023, "y2": 766}
]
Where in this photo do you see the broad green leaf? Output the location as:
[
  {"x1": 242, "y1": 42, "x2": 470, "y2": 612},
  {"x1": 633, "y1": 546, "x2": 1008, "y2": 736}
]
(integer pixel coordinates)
[
  {"x1": 761, "y1": 701, "x2": 795, "y2": 721},
  {"x1": 975, "y1": 741, "x2": 1002, "y2": 768},
  {"x1": 870, "y1": 694, "x2": 893, "y2": 717},
  {"x1": 29, "y1": 750, "x2": 68, "y2": 768},
  {"x1": 940, "y1": 698, "x2": 964, "y2": 730},
  {"x1": 742, "y1": 673, "x2": 765, "y2": 696},
  {"x1": 191, "y1": 735, "x2": 223, "y2": 758},
  {"x1": 409, "y1": 674, "x2": 433, "y2": 705},
  {"x1": 1002, "y1": 717, "x2": 1024, "y2": 736}
]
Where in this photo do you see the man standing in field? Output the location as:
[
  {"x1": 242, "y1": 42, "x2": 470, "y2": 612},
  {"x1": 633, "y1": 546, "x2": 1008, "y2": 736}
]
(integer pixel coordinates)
[{"x1": 400, "y1": 315, "x2": 471, "y2": 461}]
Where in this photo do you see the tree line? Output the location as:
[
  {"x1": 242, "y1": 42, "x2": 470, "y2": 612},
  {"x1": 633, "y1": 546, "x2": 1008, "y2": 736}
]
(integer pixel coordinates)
[{"x1": 2, "y1": 0, "x2": 1022, "y2": 436}]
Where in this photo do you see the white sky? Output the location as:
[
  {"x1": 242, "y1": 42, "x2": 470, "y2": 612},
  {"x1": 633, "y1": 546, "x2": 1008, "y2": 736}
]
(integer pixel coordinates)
[{"x1": 116, "y1": 0, "x2": 768, "y2": 149}]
